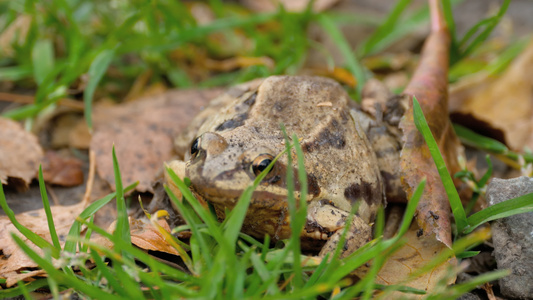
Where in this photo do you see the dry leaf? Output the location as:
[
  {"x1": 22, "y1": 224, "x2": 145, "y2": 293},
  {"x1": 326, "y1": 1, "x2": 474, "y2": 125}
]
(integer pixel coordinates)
[
  {"x1": 130, "y1": 218, "x2": 179, "y2": 255},
  {"x1": 450, "y1": 39, "x2": 533, "y2": 151},
  {"x1": 90, "y1": 88, "x2": 223, "y2": 193},
  {"x1": 69, "y1": 119, "x2": 92, "y2": 149},
  {"x1": 399, "y1": 0, "x2": 464, "y2": 248},
  {"x1": 42, "y1": 151, "x2": 84, "y2": 187},
  {"x1": 241, "y1": 0, "x2": 340, "y2": 12},
  {"x1": 4, "y1": 270, "x2": 47, "y2": 287},
  {"x1": 0, "y1": 117, "x2": 44, "y2": 185},
  {"x1": 0, "y1": 202, "x2": 85, "y2": 283},
  {"x1": 375, "y1": 222, "x2": 457, "y2": 299}
]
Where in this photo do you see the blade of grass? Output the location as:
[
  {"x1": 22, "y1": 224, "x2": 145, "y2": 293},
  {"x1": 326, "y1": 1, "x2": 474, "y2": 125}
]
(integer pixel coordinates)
[
  {"x1": 438, "y1": 269, "x2": 509, "y2": 298},
  {"x1": 0, "y1": 279, "x2": 48, "y2": 298},
  {"x1": 223, "y1": 148, "x2": 287, "y2": 251},
  {"x1": 63, "y1": 182, "x2": 137, "y2": 252},
  {"x1": 458, "y1": 0, "x2": 510, "y2": 59},
  {"x1": 89, "y1": 248, "x2": 128, "y2": 295},
  {"x1": 0, "y1": 182, "x2": 58, "y2": 257},
  {"x1": 11, "y1": 234, "x2": 121, "y2": 299},
  {"x1": 453, "y1": 124, "x2": 533, "y2": 163},
  {"x1": 38, "y1": 165, "x2": 61, "y2": 250},
  {"x1": 112, "y1": 146, "x2": 131, "y2": 251},
  {"x1": 164, "y1": 171, "x2": 218, "y2": 269},
  {"x1": 0, "y1": 66, "x2": 33, "y2": 81},
  {"x1": 75, "y1": 219, "x2": 195, "y2": 283},
  {"x1": 318, "y1": 14, "x2": 366, "y2": 99},
  {"x1": 412, "y1": 97, "x2": 468, "y2": 233},
  {"x1": 456, "y1": 251, "x2": 480, "y2": 259},
  {"x1": 358, "y1": 0, "x2": 412, "y2": 57},
  {"x1": 31, "y1": 39, "x2": 55, "y2": 86},
  {"x1": 16, "y1": 281, "x2": 32, "y2": 300},
  {"x1": 279, "y1": 129, "x2": 303, "y2": 289},
  {"x1": 84, "y1": 48, "x2": 115, "y2": 130},
  {"x1": 465, "y1": 192, "x2": 533, "y2": 233}
]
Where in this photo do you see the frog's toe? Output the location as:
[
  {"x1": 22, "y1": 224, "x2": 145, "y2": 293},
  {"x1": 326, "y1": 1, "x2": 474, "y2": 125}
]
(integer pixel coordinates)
[{"x1": 318, "y1": 216, "x2": 371, "y2": 258}]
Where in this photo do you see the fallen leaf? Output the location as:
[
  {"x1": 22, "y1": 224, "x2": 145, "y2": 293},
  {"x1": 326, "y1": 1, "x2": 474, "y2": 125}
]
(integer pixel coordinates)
[
  {"x1": 42, "y1": 151, "x2": 84, "y2": 187},
  {"x1": 69, "y1": 119, "x2": 92, "y2": 149},
  {"x1": 399, "y1": 0, "x2": 465, "y2": 248},
  {"x1": 375, "y1": 222, "x2": 457, "y2": 299},
  {"x1": 4, "y1": 269, "x2": 47, "y2": 287},
  {"x1": 130, "y1": 218, "x2": 179, "y2": 255},
  {"x1": 0, "y1": 202, "x2": 85, "y2": 283},
  {"x1": 0, "y1": 117, "x2": 44, "y2": 185},
  {"x1": 450, "y1": 39, "x2": 533, "y2": 151},
  {"x1": 90, "y1": 88, "x2": 223, "y2": 193},
  {"x1": 241, "y1": 0, "x2": 340, "y2": 12}
]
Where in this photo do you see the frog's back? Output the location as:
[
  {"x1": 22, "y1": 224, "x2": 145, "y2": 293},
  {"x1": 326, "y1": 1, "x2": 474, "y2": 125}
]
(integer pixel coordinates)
[
  {"x1": 176, "y1": 75, "x2": 383, "y2": 223},
  {"x1": 249, "y1": 76, "x2": 383, "y2": 222}
]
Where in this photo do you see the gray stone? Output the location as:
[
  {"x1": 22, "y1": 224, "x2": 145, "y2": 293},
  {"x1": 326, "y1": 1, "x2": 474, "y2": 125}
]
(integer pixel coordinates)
[
  {"x1": 457, "y1": 292, "x2": 481, "y2": 300},
  {"x1": 487, "y1": 176, "x2": 533, "y2": 300}
]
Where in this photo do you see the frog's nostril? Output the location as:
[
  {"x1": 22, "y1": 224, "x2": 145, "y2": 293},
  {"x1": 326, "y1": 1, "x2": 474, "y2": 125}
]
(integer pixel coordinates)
[{"x1": 200, "y1": 132, "x2": 228, "y2": 156}]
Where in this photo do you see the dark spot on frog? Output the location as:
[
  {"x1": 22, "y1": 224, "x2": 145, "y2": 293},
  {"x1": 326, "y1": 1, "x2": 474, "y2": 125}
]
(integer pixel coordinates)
[
  {"x1": 416, "y1": 228, "x2": 424, "y2": 237},
  {"x1": 319, "y1": 199, "x2": 334, "y2": 207},
  {"x1": 273, "y1": 101, "x2": 284, "y2": 112},
  {"x1": 307, "y1": 173, "x2": 321, "y2": 196},
  {"x1": 215, "y1": 113, "x2": 247, "y2": 131},
  {"x1": 381, "y1": 171, "x2": 406, "y2": 203},
  {"x1": 243, "y1": 92, "x2": 257, "y2": 106},
  {"x1": 302, "y1": 119, "x2": 346, "y2": 152},
  {"x1": 344, "y1": 182, "x2": 380, "y2": 206},
  {"x1": 304, "y1": 220, "x2": 323, "y2": 233}
]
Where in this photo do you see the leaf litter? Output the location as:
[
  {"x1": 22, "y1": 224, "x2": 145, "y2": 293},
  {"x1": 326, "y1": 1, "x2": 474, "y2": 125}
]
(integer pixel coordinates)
[{"x1": 0, "y1": 0, "x2": 529, "y2": 297}]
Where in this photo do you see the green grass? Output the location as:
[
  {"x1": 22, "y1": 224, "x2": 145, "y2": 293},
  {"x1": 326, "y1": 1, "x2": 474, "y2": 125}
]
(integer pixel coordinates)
[
  {"x1": 413, "y1": 97, "x2": 533, "y2": 236},
  {"x1": 0, "y1": 133, "x2": 514, "y2": 299},
  {"x1": 0, "y1": 0, "x2": 528, "y2": 298}
]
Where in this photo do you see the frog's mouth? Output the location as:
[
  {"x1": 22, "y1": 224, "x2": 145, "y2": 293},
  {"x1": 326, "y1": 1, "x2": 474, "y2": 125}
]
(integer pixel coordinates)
[{"x1": 189, "y1": 182, "x2": 291, "y2": 210}]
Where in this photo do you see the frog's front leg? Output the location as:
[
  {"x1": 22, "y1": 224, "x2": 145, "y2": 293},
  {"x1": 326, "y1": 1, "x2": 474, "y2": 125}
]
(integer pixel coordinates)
[{"x1": 305, "y1": 204, "x2": 372, "y2": 258}]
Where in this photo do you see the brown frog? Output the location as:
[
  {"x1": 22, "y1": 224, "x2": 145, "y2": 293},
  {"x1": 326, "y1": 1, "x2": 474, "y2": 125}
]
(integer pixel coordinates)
[{"x1": 166, "y1": 76, "x2": 405, "y2": 257}]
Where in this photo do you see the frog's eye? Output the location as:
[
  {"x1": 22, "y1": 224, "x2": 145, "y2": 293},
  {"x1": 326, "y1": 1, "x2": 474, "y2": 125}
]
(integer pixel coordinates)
[
  {"x1": 190, "y1": 137, "x2": 200, "y2": 157},
  {"x1": 252, "y1": 154, "x2": 275, "y2": 177}
]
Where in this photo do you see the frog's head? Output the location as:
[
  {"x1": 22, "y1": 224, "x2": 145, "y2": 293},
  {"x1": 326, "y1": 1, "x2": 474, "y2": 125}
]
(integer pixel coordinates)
[{"x1": 184, "y1": 129, "x2": 301, "y2": 210}]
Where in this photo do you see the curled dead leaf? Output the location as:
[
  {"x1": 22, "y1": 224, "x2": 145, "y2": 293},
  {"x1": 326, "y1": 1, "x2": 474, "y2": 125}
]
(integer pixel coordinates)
[
  {"x1": 0, "y1": 117, "x2": 44, "y2": 185},
  {"x1": 399, "y1": 0, "x2": 465, "y2": 248},
  {"x1": 450, "y1": 39, "x2": 533, "y2": 152}
]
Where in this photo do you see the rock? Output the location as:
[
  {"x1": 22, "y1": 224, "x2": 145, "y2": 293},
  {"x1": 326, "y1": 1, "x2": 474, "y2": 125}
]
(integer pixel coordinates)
[
  {"x1": 457, "y1": 292, "x2": 482, "y2": 300},
  {"x1": 487, "y1": 176, "x2": 533, "y2": 299}
]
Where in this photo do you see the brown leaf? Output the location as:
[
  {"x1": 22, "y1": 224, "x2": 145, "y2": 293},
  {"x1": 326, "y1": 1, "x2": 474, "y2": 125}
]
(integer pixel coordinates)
[
  {"x1": 4, "y1": 270, "x2": 47, "y2": 287},
  {"x1": 241, "y1": 0, "x2": 340, "y2": 12},
  {"x1": 130, "y1": 218, "x2": 179, "y2": 255},
  {"x1": 90, "y1": 88, "x2": 223, "y2": 193},
  {"x1": 42, "y1": 151, "x2": 84, "y2": 187},
  {"x1": 0, "y1": 117, "x2": 44, "y2": 185},
  {"x1": 399, "y1": 0, "x2": 464, "y2": 248},
  {"x1": 0, "y1": 202, "x2": 85, "y2": 281},
  {"x1": 450, "y1": 39, "x2": 533, "y2": 151},
  {"x1": 375, "y1": 222, "x2": 457, "y2": 298}
]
